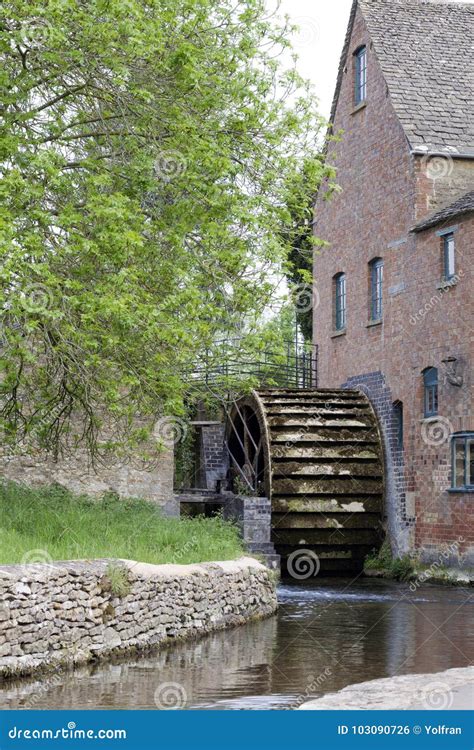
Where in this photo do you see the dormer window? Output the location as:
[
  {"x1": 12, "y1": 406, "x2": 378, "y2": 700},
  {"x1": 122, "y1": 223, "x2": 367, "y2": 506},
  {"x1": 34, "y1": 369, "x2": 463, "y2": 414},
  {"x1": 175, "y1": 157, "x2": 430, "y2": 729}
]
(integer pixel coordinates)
[{"x1": 354, "y1": 46, "x2": 367, "y2": 105}]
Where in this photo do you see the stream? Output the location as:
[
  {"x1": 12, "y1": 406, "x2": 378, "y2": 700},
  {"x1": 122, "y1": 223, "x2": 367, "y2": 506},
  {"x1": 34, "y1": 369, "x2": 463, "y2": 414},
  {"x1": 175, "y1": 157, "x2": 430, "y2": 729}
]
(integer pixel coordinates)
[{"x1": 1, "y1": 577, "x2": 472, "y2": 710}]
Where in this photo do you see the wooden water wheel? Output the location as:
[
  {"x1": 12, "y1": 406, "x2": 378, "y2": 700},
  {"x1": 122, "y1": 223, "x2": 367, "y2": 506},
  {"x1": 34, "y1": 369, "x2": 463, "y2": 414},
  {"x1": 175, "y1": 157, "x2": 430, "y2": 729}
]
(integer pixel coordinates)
[{"x1": 226, "y1": 388, "x2": 384, "y2": 573}]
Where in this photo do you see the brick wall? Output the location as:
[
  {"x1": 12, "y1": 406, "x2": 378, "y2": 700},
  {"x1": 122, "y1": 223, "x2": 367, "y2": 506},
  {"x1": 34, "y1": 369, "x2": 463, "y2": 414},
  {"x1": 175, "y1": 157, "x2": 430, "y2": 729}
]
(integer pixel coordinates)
[
  {"x1": 313, "y1": 6, "x2": 473, "y2": 566},
  {"x1": 200, "y1": 423, "x2": 228, "y2": 490},
  {"x1": 341, "y1": 372, "x2": 415, "y2": 556}
]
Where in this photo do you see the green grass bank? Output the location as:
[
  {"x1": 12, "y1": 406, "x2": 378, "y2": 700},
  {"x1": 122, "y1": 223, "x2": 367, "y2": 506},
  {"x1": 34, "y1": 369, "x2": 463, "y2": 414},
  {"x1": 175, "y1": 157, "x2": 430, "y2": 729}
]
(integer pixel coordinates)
[{"x1": 0, "y1": 481, "x2": 245, "y2": 566}]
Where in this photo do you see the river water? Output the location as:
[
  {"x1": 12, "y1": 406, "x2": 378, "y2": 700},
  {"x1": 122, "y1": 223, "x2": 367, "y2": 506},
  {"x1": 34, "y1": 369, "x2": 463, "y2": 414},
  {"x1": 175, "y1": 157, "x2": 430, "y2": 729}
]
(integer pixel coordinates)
[{"x1": 1, "y1": 578, "x2": 472, "y2": 710}]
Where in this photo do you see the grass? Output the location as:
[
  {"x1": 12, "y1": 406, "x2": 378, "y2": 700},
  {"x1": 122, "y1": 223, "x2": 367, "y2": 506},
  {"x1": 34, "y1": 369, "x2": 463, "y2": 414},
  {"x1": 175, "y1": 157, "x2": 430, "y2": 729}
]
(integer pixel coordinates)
[
  {"x1": 0, "y1": 481, "x2": 245, "y2": 566},
  {"x1": 364, "y1": 540, "x2": 415, "y2": 581}
]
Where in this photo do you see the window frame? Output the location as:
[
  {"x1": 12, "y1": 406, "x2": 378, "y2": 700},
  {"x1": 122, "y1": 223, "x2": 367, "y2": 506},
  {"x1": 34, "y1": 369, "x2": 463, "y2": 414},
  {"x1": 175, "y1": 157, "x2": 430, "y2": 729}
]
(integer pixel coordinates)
[
  {"x1": 423, "y1": 367, "x2": 438, "y2": 418},
  {"x1": 369, "y1": 258, "x2": 383, "y2": 321},
  {"x1": 450, "y1": 433, "x2": 474, "y2": 491},
  {"x1": 443, "y1": 232, "x2": 455, "y2": 280},
  {"x1": 393, "y1": 401, "x2": 403, "y2": 451},
  {"x1": 354, "y1": 46, "x2": 367, "y2": 105},
  {"x1": 334, "y1": 272, "x2": 347, "y2": 331}
]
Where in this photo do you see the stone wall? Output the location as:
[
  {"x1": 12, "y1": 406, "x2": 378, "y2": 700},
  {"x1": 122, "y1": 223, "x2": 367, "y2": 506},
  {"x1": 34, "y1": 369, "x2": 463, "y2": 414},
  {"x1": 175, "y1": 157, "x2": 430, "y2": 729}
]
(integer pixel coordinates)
[
  {"x1": 0, "y1": 557, "x2": 277, "y2": 680},
  {"x1": 0, "y1": 445, "x2": 176, "y2": 515},
  {"x1": 223, "y1": 496, "x2": 280, "y2": 570}
]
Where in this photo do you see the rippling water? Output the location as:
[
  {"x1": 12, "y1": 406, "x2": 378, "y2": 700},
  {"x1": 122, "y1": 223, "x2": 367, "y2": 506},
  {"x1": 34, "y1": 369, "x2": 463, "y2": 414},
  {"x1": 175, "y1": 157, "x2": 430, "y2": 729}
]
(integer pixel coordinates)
[{"x1": 1, "y1": 578, "x2": 472, "y2": 710}]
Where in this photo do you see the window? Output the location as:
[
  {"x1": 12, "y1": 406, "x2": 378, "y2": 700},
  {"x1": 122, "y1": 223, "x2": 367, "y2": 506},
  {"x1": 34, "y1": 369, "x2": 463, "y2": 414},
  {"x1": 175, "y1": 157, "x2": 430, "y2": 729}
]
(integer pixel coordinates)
[
  {"x1": 393, "y1": 401, "x2": 403, "y2": 450},
  {"x1": 369, "y1": 258, "x2": 383, "y2": 321},
  {"x1": 423, "y1": 367, "x2": 438, "y2": 417},
  {"x1": 334, "y1": 273, "x2": 347, "y2": 331},
  {"x1": 354, "y1": 46, "x2": 367, "y2": 105},
  {"x1": 451, "y1": 433, "x2": 474, "y2": 490},
  {"x1": 443, "y1": 233, "x2": 455, "y2": 280}
]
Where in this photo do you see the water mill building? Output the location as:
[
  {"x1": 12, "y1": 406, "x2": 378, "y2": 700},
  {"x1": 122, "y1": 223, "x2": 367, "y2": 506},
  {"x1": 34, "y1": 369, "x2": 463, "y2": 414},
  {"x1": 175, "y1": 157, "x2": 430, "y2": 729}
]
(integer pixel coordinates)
[{"x1": 311, "y1": 0, "x2": 473, "y2": 567}]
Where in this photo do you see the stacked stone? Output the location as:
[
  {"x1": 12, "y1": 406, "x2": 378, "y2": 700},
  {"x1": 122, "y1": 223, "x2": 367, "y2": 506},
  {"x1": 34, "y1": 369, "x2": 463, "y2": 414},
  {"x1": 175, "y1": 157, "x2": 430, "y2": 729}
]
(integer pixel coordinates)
[{"x1": 0, "y1": 557, "x2": 277, "y2": 680}]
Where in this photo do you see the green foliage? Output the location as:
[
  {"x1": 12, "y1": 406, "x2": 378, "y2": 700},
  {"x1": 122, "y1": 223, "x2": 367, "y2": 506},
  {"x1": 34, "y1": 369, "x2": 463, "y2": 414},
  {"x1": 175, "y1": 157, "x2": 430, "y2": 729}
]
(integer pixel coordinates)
[
  {"x1": 391, "y1": 555, "x2": 415, "y2": 582},
  {"x1": 103, "y1": 562, "x2": 131, "y2": 598},
  {"x1": 0, "y1": 0, "x2": 330, "y2": 457},
  {"x1": 364, "y1": 541, "x2": 415, "y2": 581},
  {"x1": 364, "y1": 539, "x2": 392, "y2": 570},
  {"x1": 0, "y1": 481, "x2": 245, "y2": 564},
  {"x1": 281, "y1": 157, "x2": 336, "y2": 341}
]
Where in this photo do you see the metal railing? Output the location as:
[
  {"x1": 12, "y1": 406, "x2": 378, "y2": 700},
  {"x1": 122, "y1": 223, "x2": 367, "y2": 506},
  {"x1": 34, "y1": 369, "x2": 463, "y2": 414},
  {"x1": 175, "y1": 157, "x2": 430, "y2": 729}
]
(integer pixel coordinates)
[{"x1": 186, "y1": 338, "x2": 318, "y2": 390}]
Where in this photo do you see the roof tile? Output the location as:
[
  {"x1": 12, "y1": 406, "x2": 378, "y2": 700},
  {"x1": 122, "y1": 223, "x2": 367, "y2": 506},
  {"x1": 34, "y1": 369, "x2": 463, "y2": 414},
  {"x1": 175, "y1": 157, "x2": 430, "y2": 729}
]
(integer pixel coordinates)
[
  {"x1": 332, "y1": 0, "x2": 474, "y2": 156},
  {"x1": 411, "y1": 189, "x2": 474, "y2": 231}
]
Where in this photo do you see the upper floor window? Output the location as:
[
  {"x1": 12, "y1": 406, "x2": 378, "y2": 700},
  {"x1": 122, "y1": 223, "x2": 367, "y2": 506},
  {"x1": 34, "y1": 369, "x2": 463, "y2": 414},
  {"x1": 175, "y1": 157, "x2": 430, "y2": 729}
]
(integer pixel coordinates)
[
  {"x1": 423, "y1": 367, "x2": 438, "y2": 417},
  {"x1": 334, "y1": 273, "x2": 346, "y2": 331},
  {"x1": 369, "y1": 258, "x2": 383, "y2": 321},
  {"x1": 443, "y1": 232, "x2": 455, "y2": 280},
  {"x1": 354, "y1": 46, "x2": 367, "y2": 105},
  {"x1": 451, "y1": 433, "x2": 473, "y2": 490}
]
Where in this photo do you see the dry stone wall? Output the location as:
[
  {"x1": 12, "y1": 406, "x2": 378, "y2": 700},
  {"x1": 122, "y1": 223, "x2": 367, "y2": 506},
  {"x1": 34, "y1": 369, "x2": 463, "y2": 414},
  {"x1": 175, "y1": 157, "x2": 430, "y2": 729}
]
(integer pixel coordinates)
[{"x1": 0, "y1": 557, "x2": 277, "y2": 680}]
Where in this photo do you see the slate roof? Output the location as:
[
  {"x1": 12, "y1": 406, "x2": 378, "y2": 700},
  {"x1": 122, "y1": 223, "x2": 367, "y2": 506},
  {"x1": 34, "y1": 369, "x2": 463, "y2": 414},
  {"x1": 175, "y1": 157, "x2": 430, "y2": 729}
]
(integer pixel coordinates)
[
  {"x1": 331, "y1": 0, "x2": 474, "y2": 156},
  {"x1": 411, "y1": 189, "x2": 474, "y2": 231}
]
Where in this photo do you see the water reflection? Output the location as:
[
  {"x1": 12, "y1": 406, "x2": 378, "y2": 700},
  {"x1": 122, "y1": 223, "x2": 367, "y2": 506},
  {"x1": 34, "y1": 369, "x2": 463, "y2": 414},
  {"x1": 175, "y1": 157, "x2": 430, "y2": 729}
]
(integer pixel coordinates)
[{"x1": 1, "y1": 578, "x2": 472, "y2": 710}]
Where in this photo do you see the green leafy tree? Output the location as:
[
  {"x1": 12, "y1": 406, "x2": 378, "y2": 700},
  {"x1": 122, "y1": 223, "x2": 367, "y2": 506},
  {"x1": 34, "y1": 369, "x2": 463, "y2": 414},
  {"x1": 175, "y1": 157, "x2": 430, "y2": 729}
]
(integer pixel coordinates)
[
  {"x1": 0, "y1": 0, "x2": 329, "y2": 456},
  {"x1": 281, "y1": 156, "x2": 336, "y2": 342}
]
